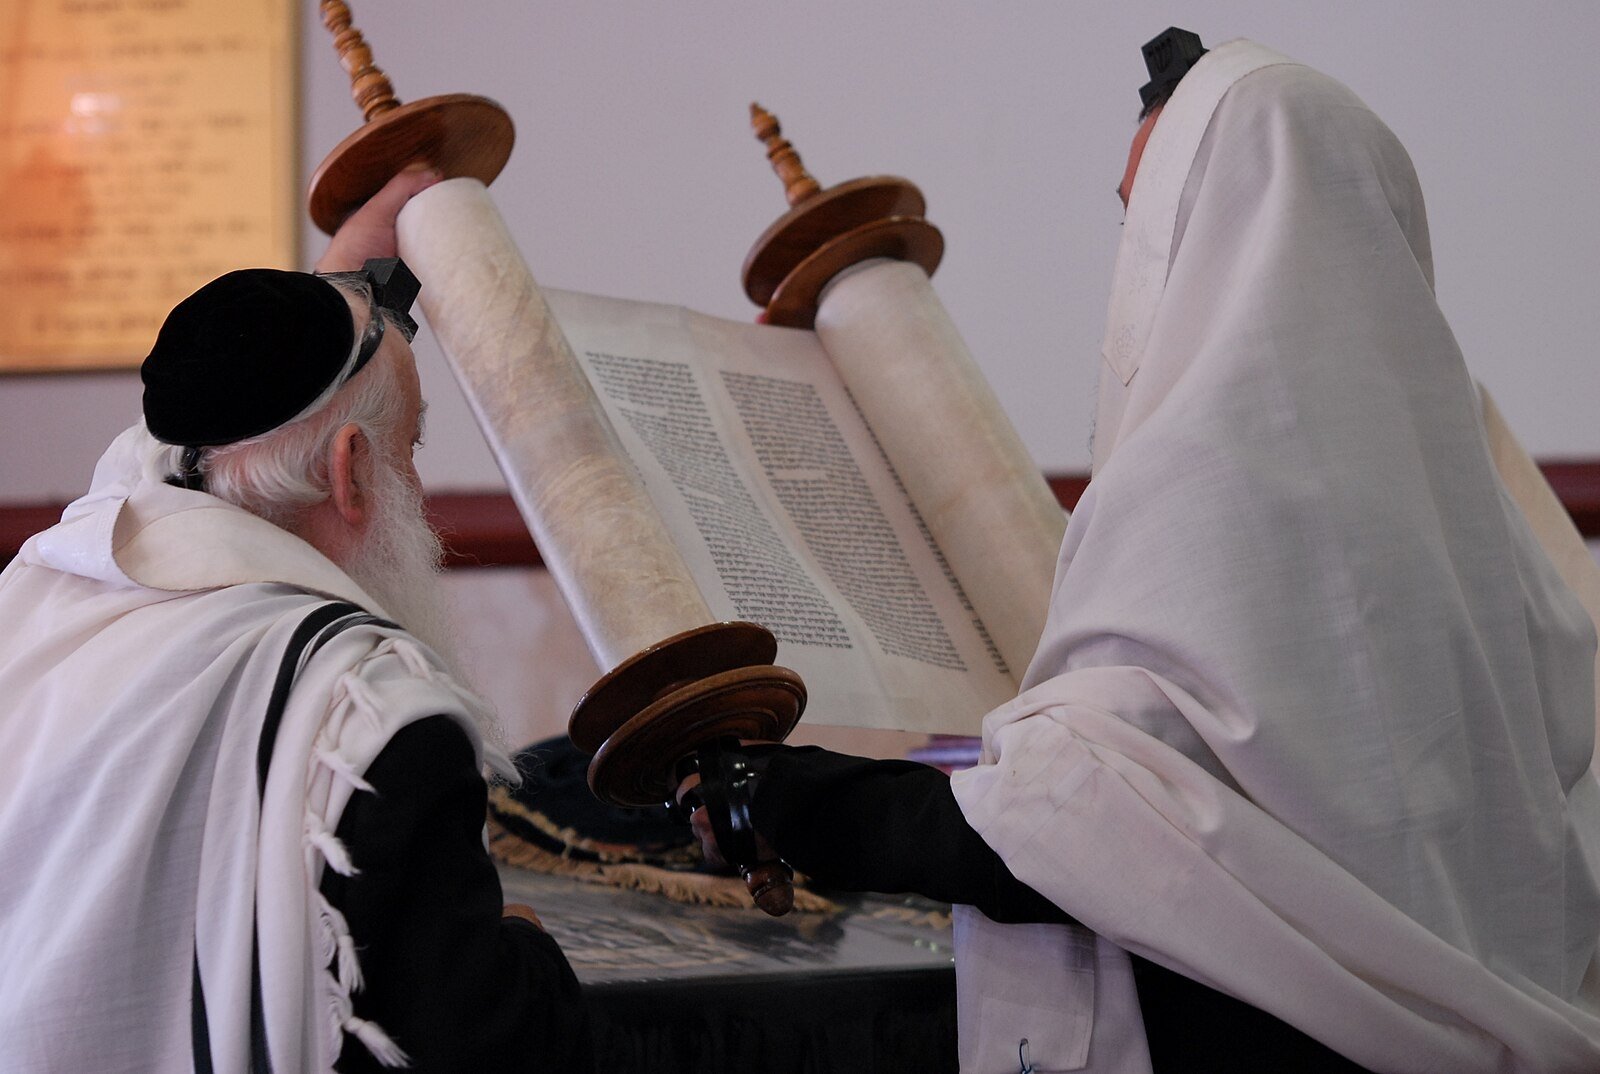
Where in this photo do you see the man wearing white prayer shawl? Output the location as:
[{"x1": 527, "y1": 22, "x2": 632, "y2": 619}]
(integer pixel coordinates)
[
  {"x1": 681, "y1": 30, "x2": 1600, "y2": 1073},
  {"x1": 0, "y1": 173, "x2": 593, "y2": 1072}
]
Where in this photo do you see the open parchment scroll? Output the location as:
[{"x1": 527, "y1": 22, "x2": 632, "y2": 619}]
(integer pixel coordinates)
[{"x1": 398, "y1": 178, "x2": 1066, "y2": 737}]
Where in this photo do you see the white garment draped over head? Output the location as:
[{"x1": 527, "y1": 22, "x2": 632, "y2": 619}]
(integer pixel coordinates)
[
  {"x1": 950, "y1": 40, "x2": 1600, "y2": 1074},
  {"x1": 0, "y1": 424, "x2": 512, "y2": 1072}
]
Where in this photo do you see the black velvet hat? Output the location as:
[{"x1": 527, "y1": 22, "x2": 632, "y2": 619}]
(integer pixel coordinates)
[{"x1": 141, "y1": 268, "x2": 357, "y2": 447}]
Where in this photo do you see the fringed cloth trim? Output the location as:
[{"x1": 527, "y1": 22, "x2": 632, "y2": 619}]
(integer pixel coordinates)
[
  {"x1": 487, "y1": 816, "x2": 840, "y2": 914},
  {"x1": 488, "y1": 785, "x2": 700, "y2": 868},
  {"x1": 300, "y1": 634, "x2": 471, "y2": 1070}
]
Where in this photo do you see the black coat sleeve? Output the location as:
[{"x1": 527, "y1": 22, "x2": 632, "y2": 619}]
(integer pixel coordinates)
[
  {"x1": 746, "y1": 744, "x2": 1075, "y2": 926},
  {"x1": 747, "y1": 745, "x2": 1372, "y2": 1073},
  {"x1": 322, "y1": 716, "x2": 594, "y2": 1073}
]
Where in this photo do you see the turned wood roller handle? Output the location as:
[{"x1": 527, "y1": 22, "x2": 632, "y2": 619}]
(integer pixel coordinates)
[{"x1": 694, "y1": 739, "x2": 795, "y2": 916}]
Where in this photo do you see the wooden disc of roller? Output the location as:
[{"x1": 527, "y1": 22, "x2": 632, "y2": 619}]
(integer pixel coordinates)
[
  {"x1": 568, "y1": 621, "x2": 780, "y2": 754},
  {"x1": 586, "y1": 664, "x2": 807, "y2": 806},
  {"x1": 307, "y1": 93, "x2": 515, "y2": 235},
  {"x1": 741, "y1": 176, "x2": 927, "y2": 307},
  {"x1": 764, "y1": 215, "x2": 944, "y2": 329}
]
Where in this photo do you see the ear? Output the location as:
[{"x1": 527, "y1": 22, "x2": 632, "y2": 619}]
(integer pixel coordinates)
[{"x1": 328, "y1": 422, "x2": 371, "y2": 528}]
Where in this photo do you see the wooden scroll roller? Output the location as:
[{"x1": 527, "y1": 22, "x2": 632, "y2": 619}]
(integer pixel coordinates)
[
  {"x1": 569, "y1": 623, "x2": 805, "y2": 916},
  {"x1": 742, "y1": 103, "x2": 944, "y2": 328},
  {"x1": 739, "y1": 106, "x2": 1068, "y2": 778},
  {"x1": 306, "y1": 0, "x2": 514, "y2": 235},
  {"x1": 308, "y1": 2, "x2": 804, "y2": 915},
  {"x1": 742, "y1": 105, "x2": 1063, "y2": 692}
]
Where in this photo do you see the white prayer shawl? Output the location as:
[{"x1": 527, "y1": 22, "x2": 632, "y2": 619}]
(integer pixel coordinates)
[
  {"x1": 950, "y1": 41, "x2": 1600, "y2": 1073},
  {"x1": 0, "y1": 424, "x2": 512, "y2": 1072}
]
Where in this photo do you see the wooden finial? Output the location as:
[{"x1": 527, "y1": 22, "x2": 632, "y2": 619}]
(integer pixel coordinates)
[
  {"x1": 751, "y1": 103, "x2": 820, "y2": 207},
  {"x1": 321, "y1": 0, "x2": 400, "y2": 122},
  {"x1": 740, "y1": 103, "x2": 941, "y2": 325},
  {"x1": 307, "y1": 4, "x2": 514, "y2": 234}
]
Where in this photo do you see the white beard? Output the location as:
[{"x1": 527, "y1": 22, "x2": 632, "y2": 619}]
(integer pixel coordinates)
[{"x1": 337, "y1": 455, "x2": 508, "y2": 756}]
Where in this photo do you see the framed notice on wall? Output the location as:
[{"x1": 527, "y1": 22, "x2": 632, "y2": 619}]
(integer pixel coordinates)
[{"x1": 0, "y1": 0, "x2": 297, "y2": 372}]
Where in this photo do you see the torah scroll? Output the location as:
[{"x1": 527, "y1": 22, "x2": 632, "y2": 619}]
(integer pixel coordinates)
[
  {"x1": 816, "y1": 259, "x2": 1067, "y2": 678},
  {"x1": 397, "y1": 178, "x2": 712, "y2": 670},
  {"x1": 397, "y1": 177, "x2": 1065, "y2": 736}
]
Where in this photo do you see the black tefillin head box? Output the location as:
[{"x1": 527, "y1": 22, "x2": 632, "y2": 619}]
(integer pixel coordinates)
[{"x1": 1140, "y1": 27, "x2": 1207, "y2": 110}]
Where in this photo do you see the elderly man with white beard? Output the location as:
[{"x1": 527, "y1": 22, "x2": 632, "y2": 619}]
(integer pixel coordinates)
[{"x1": 0, "y1": 173, "x2": 594, "y2": 1073}]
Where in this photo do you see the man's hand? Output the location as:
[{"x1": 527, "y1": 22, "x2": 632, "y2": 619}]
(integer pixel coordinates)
[
  {"x1": 677, "y1": 767, "x2": 794, "y2": 915},
  {"x1": 675, "y1": 769, "x2": 779, "y2": 871},
  {"x1": 677, "y1": 771, "x2": 734, "y2": 868},
  {"x1": 688, "y1": 797, "x2": 731, "y2": 868},
  {"x1": 502, "y1": 902, "x2": 545, "y2": 931},
  {"x1": 315, "y1": 166, "x2": 443, "y2": 273}
]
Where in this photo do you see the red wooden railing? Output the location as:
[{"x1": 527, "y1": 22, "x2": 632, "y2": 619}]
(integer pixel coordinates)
[{"x1": 5, "y1": 463, "x2": 1599, "y2": 570}]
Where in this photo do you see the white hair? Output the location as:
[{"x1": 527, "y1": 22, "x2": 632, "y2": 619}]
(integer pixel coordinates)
[
  {"x1": 138, "y1": 293, "x2": 507, "y2": 756},
  {"x1": 150, "y1": 284, "x2": 408, "y2": 528}
]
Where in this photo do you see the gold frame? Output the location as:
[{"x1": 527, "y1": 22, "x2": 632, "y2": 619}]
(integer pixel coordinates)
[{"x1": 0, "y1": 0, "x2": 299, "y2": 372}]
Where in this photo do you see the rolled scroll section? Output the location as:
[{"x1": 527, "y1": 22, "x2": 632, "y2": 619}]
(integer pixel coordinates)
[
  {"x1": 814, "y1": 259, "x2": 1067, "y2": 677},
  {"x1": 396, "y1": 178, "x2": 713, "y2": 669}
]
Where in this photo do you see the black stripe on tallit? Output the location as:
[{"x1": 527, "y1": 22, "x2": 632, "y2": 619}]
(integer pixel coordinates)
[
  {"x1": 191, "y1": 950, "x2": 214, "y2": 1074},
  {"x1": 247, "y1": 601, "x2": 395, "y2": 1073},
  {"x1": 254, "y1": 601, "x2": 366, "y2": 795}
]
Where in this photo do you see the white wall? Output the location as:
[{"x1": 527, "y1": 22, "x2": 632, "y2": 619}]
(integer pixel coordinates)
[{"x1": 3, "y1": 1, "x2": 1596, "y2": 502}]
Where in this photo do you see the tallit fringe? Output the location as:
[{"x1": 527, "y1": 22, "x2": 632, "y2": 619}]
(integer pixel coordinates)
[
  {"x1": 327, "y1": 992, "x2": 411, "y2": 1069},
  {"x1": 389, "y1": 639, "x2": 435, "y2": 679},
  {"x1": 346, "y1": 1015, "x2": 409, "y2": 1067},
  {"x1": 312, "y1": 893, "x2": 364, "y2": 993},
  {"x1": 305, "y1": 819, "x2": 358, "y2": 877},
  {"x1": 336, "y1": 933, "x2": 362, "y2": 993},
  {"x1": 315, "y1": 747, "x2": 375, "y2": 793},
  {"x1": 313, "y1": 894, "x2": 337, "y2": 967},
  {"x1": 337, "y1": 676, "x2": 389, "y2": 736},
  {"x1": 387, "y1": 637, "x2": 520, "y2": 782},
  {"x1": 305, "y1": 656, "x2": 425, "y2": 1070},
  {"x1": 305, "y1": 633, "x2": 508, "y2": 1068}
]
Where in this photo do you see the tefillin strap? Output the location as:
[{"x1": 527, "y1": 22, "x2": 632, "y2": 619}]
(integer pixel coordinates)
[
  {"x1": 167, "y1": 445, "x2": 206, "y2": 491},
  {"x1": 692, "y1": 739, "x2": 764, "y2": 870}
]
